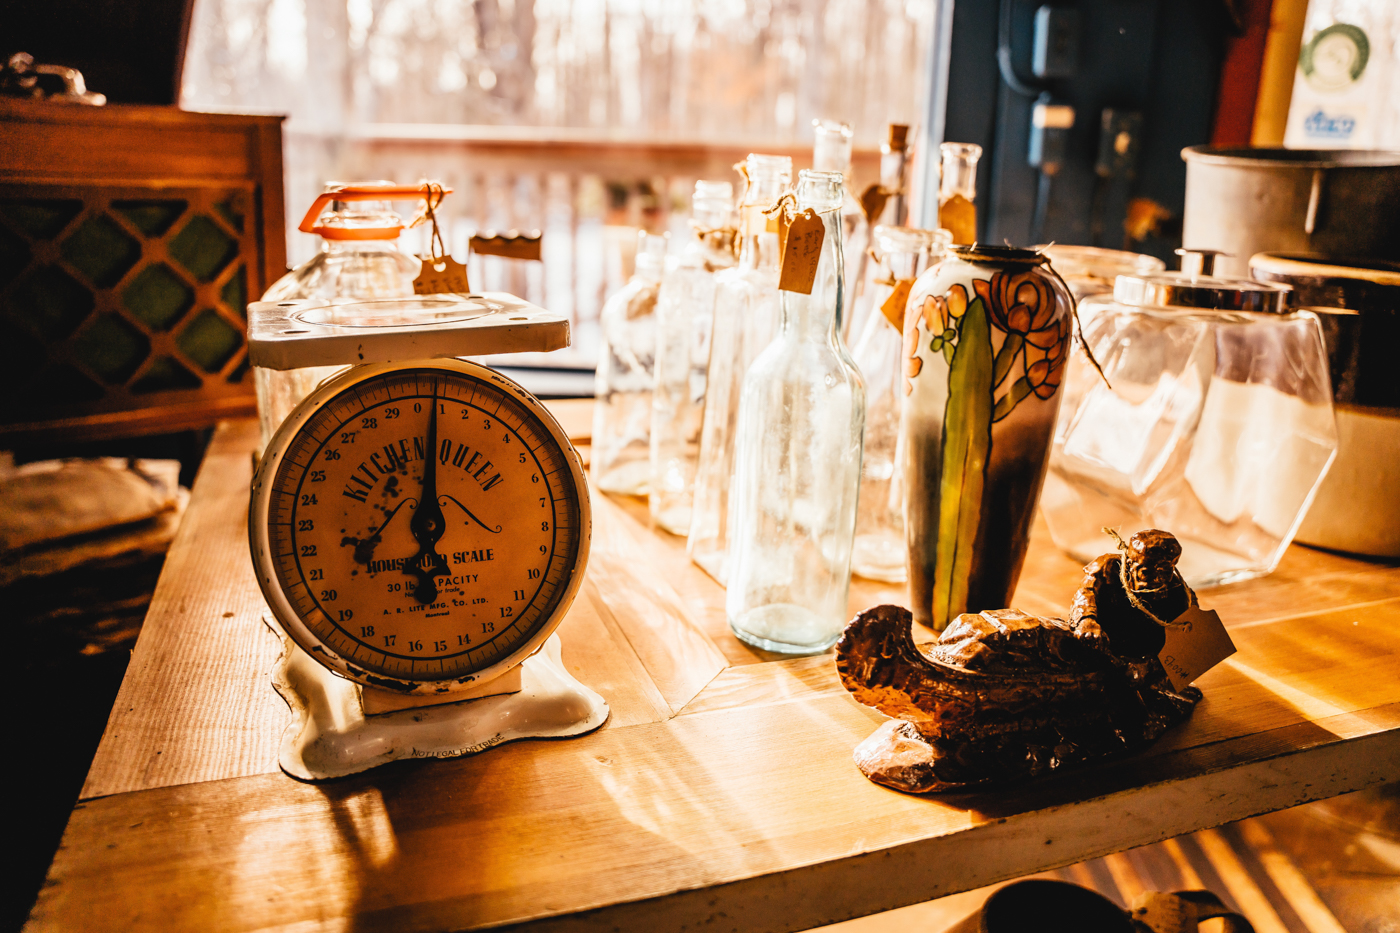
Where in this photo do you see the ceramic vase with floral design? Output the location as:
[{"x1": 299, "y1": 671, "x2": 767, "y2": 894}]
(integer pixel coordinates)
[{"x1": 901, "y1": 245, "x2": 1073, "y2": 630}]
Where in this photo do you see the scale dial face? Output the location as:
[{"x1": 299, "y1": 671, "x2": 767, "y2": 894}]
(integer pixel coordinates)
[{"x1": 250, "y1": 360, "x2": 589, "y2": 694}]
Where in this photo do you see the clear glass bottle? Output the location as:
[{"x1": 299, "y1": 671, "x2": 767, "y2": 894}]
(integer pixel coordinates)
[
  {"x1": 255, "y1": 184, "x2": 423, "y2": 444},
  {"x1": 726, "y1": 170, "x2": 866, "y2": 653},
  {"x1": 849, "y1": 225, "x2": 947, "y2": 583},
  {"x1": 877, "y1": 123, "x2": 911, "y2": 226},
  {"x1": 650, "y1": 181, "x2": 736, "y2": 535},
  {"x1": 938, "y1": 142, "x2": 982, "y2": 246},
  {"x1": 592, "y1": 231, "x2": 667, "y2": 496},
  {"x1": 688, "y1": 154, "x2": 792, "y2": 584},
  {"x1": 813, "y1": 120, "x2": 869, "y2": 344},
  {"x1": 844, "y1": 123, "x2": 914, "y2": 346},
  {"x1": 1042, "y1": 255, "x2": 1338, "y2": 587}
]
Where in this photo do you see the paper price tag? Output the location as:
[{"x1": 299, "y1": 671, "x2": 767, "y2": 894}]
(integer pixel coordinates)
[
  {"x1": 1158, "y1": 604, "x2": 1236, "y2": 691},
  {"x1": 777, "y1": 208, "x2": 825, "y2": 295},
  {"x1": 860, "y1": 183, "x2": 891, "y2": 226},
  {"x1": 414, "y1": 255, "x2": 471, "y2": 295},
  {"x1": 880, "y1": 278, "x2": 915, "y2": 330}
]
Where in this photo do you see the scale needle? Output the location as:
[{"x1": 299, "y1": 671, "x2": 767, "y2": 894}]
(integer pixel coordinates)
[{"x1": 405, "y1": 382, "x2": 451, "y2": 604}]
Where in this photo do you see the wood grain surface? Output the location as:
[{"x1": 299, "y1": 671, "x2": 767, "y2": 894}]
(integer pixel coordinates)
[{"x1": 36, "y1": 411, "x2": 1400, "y2": 933}]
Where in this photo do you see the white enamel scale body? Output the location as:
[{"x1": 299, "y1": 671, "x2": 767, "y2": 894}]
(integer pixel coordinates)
[{"x1": 247, "y1": 294, "x2": 607, "y2": 780}]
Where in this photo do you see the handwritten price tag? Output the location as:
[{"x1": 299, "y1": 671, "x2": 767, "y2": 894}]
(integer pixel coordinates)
[
  {"x1": 860, "y1": 183, "x2": 891, "y2": 225},
  {"x1": 777, "y1": 208, "x2": 825, "y2": 295},
  {"x1": 413, "y1": 255, "x2": 471, "y2": 295},
  {"x1": 880, "y1": 278, "x2": 915, "y2": 330},
  {"x1": 1158, "y1": 605, "x2": 1236, "y2": 691}
]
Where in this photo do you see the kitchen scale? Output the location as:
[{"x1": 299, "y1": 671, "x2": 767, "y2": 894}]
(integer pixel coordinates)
[{"x1": 247, "y1": 287, "x2": 607, "y2": 781}]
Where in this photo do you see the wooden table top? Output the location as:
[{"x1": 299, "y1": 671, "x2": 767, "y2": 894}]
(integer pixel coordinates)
[{"x1": 29, "y1": 407, "x2": 1400, "y2": 933}]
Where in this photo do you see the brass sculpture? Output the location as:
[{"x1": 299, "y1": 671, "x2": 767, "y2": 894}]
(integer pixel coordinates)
[{"x1": 835, "y1": 529, "x2": 1202, "y2": 793}]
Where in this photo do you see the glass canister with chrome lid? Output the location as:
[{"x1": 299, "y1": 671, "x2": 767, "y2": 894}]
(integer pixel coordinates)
[{"x1": 1042, "y1": 249, "x2": 1338, "y2": 587}]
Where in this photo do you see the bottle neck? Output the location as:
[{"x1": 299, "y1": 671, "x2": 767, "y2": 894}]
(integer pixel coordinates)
[
  {"x1": 779, "y1": 206, "x2": 844, "y2": 343},
  {"x1": 739, "y1": 230, "x2": 781, "y2": 272},
  {"x1": 879, "y1": 150, "x2": 908, "y2": 225},
  {"x1": 939, "y1": 146, "x2": 981, "y2": 202},
  {"x1": 692, "y1": 201, "x2": 732, "y2": 231},
  {"x1": 813, "y1": 135, "x2": 852, "y2": 178},
  {"x1": 634, "y1": 259, "x2": 664, "y2": 284}
]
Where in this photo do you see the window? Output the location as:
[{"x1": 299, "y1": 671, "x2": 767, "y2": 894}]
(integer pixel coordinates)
[{"x1": 183, "y1": 0, "x2": 936, "y2": 362}]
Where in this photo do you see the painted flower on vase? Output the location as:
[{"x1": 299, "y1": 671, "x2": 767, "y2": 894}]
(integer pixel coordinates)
[
  {"x1": 977, "y1": 269, "x2": 1070, "y2": 420},
  {"x1": 904, "y1": 284, "x2": 966, "y2": 394}
]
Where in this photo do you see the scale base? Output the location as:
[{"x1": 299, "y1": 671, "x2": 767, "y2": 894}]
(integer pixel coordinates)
[{"x1": 267, "y1": 618, "x2": 609, "y2": 781}]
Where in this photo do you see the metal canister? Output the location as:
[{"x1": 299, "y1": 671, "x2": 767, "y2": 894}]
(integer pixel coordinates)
[
  {"x1": 1181, "y1": 147, "x2": 1400, "y2": 279},
  {"x1": 1250, "y1": 252, "x2": 1400, "y2": 557}
]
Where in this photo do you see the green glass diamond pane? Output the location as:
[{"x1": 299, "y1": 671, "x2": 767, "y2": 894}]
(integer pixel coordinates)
[
  {"x1": 177, "y1": 309, "x2": 242, "y2": 373},
  {"x1": 0, "y1": 199, "x2": 83, "y2": 239},
  {"x1": 0, "y1": 223, "x2": 30, "y2": 288},
  {"x1": 5, "y1": 265, "x2": 94, "y2": 341},
  {"x1": 215, "y1": 194, "x2": 246, "y2": 233},
  {"x1": 123, "y1": 263, "x2": 193, "y2": 330},
  {"x1": 133, "y1": 355, "x2": 201, "y2": 393},
  {"x1": 220, "y1": 265, "x2": 247, "y2": 317},
  {"x1": 168, "y1": 215, "x2": 237, "y2": 283},
  {"x1": 61, "y1": 214, "x2": 142, "y2": 287},
  {"x1": 72, "y1": 314, "x2": 150, "y2": 384},
  {"x1": 113, "y1": 199, "x2": 187, "y2": 237}
]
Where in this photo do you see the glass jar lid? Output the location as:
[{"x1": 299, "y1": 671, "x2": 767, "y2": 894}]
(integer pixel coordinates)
[
  {"x1": 1114, "y1": 249, "x2": 1290, "y2": 313},
  {"x1": 1113, "y1": 272, "x2": 1290, "y2": 313}
]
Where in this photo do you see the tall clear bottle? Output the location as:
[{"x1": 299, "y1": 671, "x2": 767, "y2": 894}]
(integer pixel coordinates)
[
  {"x1": 845, "y1": 123, "x2": 914, "y2": 345},
  {"x1": 726, "y1": 170, "x2": 866, "y2": 654},
  {"x1": 650, "y1": 181, "x2": 737, "y2": 535},
  {"x1": 849, "y1": 225, "x2": 947, "y2": 582},
  {"x1": 938, "y1": 142, "x2": 982, "y2": 245},
  {"x1": 877, "y1": 123, "x2": 911, "y2": 226},
  {"x1": 813, "y1": 120, "x2": 869, "y2": 344},
  {"x1": 592, "y1": 231, "x2": 667, "y2": 496},
  {"x1": 688, "y1": 155, "x2": 792, "y2": 583}
]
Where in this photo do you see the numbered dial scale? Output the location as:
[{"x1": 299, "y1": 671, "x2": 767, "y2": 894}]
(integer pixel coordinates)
[
  {"x1": 251, "y1": 360, "x2": 587, "y2": 692},
  {"x1": 247, "y1": 293, "x2": 607, "y2": 780}
]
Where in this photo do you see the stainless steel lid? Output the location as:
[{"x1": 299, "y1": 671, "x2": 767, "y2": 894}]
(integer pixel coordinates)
[
  {"x1": 1113, "y1": 273, "x2": 1291, "y2": 312},
  {"x1": 1113, "y1": 248, "x2": 1291, "y2": 313}
]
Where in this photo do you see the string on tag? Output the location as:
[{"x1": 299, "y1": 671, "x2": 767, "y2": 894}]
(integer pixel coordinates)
[
  {"x1": 408, "y1": 180, "x2": 471, "y2": 294},
  {"x1": 1103, "y1": 527, "x2": 1193, "y2": 629},
  {"x1": 1039, "y1": 245, "x2": 1111, "y2": 390},
  {"x1": 691, "y1": 220, "x2": 740, "y2": 263},
  {"x1": 763, "y1": 192, "x2": 799, "y2": 223},
  {"x1": 763, "y1": 193, "x2": 824, "y2": 295},
  {"x1": 733, "y1": 160, "x2": 752, "y2": 201},
  {"x1": 408, "y1": 181, "x2": 447, "y2": 266},
  {"x1": 867, "y1": 246, "x2": 897, "y2": 286}
]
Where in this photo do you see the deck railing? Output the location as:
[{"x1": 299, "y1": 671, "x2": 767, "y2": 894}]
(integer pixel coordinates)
[{"x1": 284, "y1": 125, "x2": 883, "y2": 367}]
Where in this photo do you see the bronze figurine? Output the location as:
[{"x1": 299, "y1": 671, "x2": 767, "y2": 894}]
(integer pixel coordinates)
[{"x1": 835, "y1": 529, "x2": 1202, "y2": 794}]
